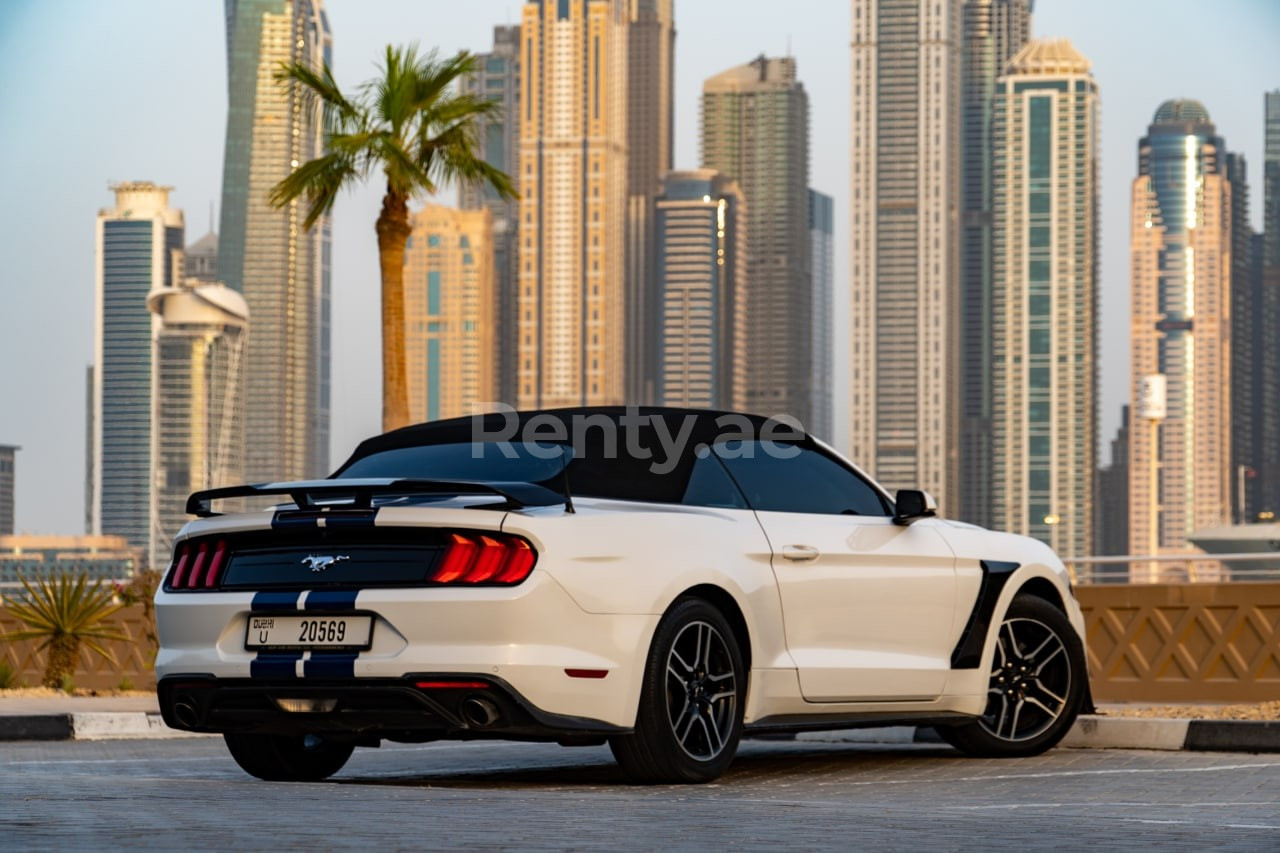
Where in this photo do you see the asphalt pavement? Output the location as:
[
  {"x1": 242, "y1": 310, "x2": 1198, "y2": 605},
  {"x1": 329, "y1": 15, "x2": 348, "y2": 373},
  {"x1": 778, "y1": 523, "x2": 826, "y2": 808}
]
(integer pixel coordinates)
[{"x1": 3, "y1": 736, "x2": 1279, "y2": 849}]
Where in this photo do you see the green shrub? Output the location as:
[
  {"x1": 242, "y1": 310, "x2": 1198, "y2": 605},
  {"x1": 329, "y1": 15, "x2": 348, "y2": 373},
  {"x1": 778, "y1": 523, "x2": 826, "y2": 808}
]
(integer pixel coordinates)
[{"x1": 0, "y1": 661, "x2": 15, "y2": 689}]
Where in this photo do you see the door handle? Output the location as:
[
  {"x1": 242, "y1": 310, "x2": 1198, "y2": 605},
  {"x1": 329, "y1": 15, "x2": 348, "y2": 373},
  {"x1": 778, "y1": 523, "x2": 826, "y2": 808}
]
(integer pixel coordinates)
[{"x1": 781, "y1": 545, "x2": 820, "y2": 562}]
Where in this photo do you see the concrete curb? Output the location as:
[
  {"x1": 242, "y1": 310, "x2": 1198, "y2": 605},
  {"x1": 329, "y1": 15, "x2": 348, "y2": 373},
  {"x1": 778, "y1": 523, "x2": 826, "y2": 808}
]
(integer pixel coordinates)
[
  {"x1": 794, "y1": 715, "x2": 1280, "y2": 753},
  {"x1": 0, "y1": 712, "x2": 213, "y2": 742},
  {"x1": 1, "y1": 711, "x2": 1277, "y2": 750}
]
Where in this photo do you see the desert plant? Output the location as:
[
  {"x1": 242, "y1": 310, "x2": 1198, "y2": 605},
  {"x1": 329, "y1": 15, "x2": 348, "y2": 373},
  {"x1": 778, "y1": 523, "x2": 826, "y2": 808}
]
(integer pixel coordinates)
[
  {"x1": 270, "y1": 44, "x2": 516, "y2": 432},
  {"x1": 0, "y1": 661, "x2": 14, "y2": 689},
  {"x1": 2, "y1": 574, "x2": 127, "y2": 689}
]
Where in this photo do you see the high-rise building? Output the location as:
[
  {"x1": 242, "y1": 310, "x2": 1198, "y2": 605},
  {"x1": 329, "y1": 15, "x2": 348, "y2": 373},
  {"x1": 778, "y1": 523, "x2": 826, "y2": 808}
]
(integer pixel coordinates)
[
  {"x1": 653, "y1": 170, "x2": 746, "y2": 409},
  {"x1": 460, "y1": 25, "x2": 520, "y2": 406},
  {"x1": 809, "y1": 189, "x2": 834, "y2": 441},
  {"x1": 1129, "y1": 100, "x2": 1232, "y2": 581},
  {"x1": 92, "y1": 182, "x2": 184, "y2": 556},
  {"x1": 1095, "y1": 406, "x2": 1130, "y2": 581},
  {"x1": 219, "y1": 0, "x2": 331, "y2": 482},
  {"x1": 517, "y1": 0, "x2": 629, "y2": 409},
  {"x1": 1258, "y1": 91, "x2": 1280, "y2": 518},
  {"x1": 959, "y1": 0, "x2": 1031, "y2": 528},
  {"x1": 1225, "y1": 152, "x2": 1259, "y2": 524},
  {"x1": 0, "y1": 445, "x2": 16, "y2": 537},
  {"x1": 146, "y1": 280, "x2": 248, "y2": 569},
  {"x1": 849, "y1": 1, "x2": 962, "y2": 509},
  {"x1": 404, "y1": 206, "x2": 497, "y2": 422},
  {"x1": 625, "y1": 0, "x2": 675, "y2": 404},
  {"x1": 185, "y1": 230, "x2": 219, "y2": 282},
  {"x1": 702, "y1": 56, "x2": 810, "y2": 422},
  {"x1": 990, "y1": 39, "x2": 1098, "y2": 559}
]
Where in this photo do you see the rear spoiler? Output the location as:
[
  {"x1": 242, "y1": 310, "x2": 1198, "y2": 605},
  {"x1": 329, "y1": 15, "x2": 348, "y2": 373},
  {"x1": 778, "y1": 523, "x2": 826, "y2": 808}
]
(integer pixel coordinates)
[{"x1": 186, "y1": 478, "x2": 567, "y2": 517}]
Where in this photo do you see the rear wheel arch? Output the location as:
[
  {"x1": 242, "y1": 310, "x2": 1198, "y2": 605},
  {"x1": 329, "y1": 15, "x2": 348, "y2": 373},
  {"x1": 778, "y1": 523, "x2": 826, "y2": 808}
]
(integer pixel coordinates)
[{"x1": 674, "y1": 584, "x2": 752, "y2": 673}]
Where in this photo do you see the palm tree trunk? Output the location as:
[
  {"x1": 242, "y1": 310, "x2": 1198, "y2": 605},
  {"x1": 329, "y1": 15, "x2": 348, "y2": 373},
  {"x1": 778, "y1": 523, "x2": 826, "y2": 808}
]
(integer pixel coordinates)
[
  {"x1": 377, "y1": 188, "x2": 412, "y2": 432},
  {"x1": 43, "y1": 635, "x2": 80, "y2": 689}
]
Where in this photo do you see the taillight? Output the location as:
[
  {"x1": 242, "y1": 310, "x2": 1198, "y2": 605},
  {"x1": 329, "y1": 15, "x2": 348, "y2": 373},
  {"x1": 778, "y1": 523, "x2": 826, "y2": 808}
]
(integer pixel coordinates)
[
  {"x1": 165, "y1": 538, "x2": 229, "y2": 591},
  {"x1": 431, "y1": 532, "x2": 536, "y2": 585}
]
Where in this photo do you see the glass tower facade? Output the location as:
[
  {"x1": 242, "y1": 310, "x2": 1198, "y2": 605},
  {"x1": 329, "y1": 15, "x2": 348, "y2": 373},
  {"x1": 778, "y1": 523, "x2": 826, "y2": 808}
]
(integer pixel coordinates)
[
  {"x1": 849, "y1": 0, "x2": 961, "y2": 508},
  {"x1": 460, "y1": 25, "x2": 520, "y2": 406},
  {"x1": 218, "y1": 0, "x2": 331, "y2": 482},
  {"x1": 653, "y1": 170, "x2": 746, "y2": 409},
  {"x1": 517, "y1": 0, "x2": 629, "y2": 409},
  {"x1": 93, "y1": 182, "x2": 184, "y2": 558},
  {"x1": 959, "y1": 0, "x2": 1031, "y2": 528},
  {"x1": 990, "y1": 40, "x2": 1098, "y2": 559},
  {"x1": 403, "y1": 206, "x2": 497, "y2": 422},
  {"x1": 809, "y1": 189, "x2": 834, "y2": 442},
  {"x1": 0, "y1": 445, "x2": 15, "y2": 537},
  {"x1": 702, "y1": 56, "x2": 811, "y2": 424},
  {"x1": 1129, "y1": 100, "x2": 1232, "y2": 581}
]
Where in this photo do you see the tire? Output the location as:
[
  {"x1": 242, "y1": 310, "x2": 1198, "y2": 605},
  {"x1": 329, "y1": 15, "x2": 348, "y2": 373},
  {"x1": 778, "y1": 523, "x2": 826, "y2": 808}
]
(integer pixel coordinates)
[
  {"x1": 937, "y1": 593, "x2": 1086, "y2": 758},
  {"x1": 610, "y1": 597, "x2": 746, "y2": 784},
  {"x1": 223, "y1": 732, "x2": 355, "y2": 781}
]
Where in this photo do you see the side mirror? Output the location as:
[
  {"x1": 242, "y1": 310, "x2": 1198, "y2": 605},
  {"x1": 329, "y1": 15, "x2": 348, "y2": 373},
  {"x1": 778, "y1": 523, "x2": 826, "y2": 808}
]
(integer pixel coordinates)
[{"x1": 893, "y1": 489, "x2": 937, "y2": 526}]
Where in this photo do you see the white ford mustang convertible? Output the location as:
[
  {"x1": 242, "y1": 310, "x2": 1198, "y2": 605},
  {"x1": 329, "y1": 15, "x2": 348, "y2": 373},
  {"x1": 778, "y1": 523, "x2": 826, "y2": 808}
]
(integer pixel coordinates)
[{"x1": 156, "y1": 408, "x2": 1090, "y2": 783}]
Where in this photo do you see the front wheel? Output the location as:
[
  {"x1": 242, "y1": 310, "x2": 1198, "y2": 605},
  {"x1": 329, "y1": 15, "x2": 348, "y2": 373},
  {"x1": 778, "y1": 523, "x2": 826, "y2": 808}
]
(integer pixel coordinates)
[
  {"x1": 223, "y1": 732, "x2": 355, "y2": 781},
  {"x1": 937, "y1": 594, "x2": 1086, "y2": 758},
  {"x1": 610, "y1": 598, "x2": 746, "y2": 783}
]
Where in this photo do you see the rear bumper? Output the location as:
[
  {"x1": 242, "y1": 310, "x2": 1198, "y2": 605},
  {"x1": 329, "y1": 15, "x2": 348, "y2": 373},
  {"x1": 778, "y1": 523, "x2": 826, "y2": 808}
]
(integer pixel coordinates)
[{"x1": 158, "y1": 675, "x2": 628, "y2": 741}]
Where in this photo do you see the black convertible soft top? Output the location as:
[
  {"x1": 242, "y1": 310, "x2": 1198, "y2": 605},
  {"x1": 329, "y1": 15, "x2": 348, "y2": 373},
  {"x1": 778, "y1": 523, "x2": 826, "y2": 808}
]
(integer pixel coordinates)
[{"x1": 332, "y1": 407, "x2": 812, "y2": 507}]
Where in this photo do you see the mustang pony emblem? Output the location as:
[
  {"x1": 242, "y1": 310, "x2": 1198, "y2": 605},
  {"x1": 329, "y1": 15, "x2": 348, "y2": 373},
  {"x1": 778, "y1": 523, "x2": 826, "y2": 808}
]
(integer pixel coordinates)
[{"x1": 302, "y1": 554, "x2": 350, "y2": 573}]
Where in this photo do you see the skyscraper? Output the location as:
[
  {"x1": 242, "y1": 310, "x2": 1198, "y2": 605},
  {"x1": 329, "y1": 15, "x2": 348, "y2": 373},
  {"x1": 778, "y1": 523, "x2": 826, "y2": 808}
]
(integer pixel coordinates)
[
  {"x1": 1225, "y1": 151, "x2": 1259, "y2": 523},
  {"x1": 92, "y1": 182, "x2": 184, "y2": 555},
  {"x1": 219, "y1": 0, "x2": 331, "y2": 482},
  {"x1": 459, "y1": 25, "x2": 520, "y2": 406},
  {"x1": 147, "y1": 280, "x2": 248, "y2": 569},
  {"x1": 990, "y1": 39, "x2": 1098, "y2": 559},
  {"x1": 849, "y1": 0, "x2": 962, "y2": 510},
  {"x1": 959, "y1": 0, "x2": 1031, "y2": 528},
  {"x1": 809, "y1": 189, "x2": 834, "y2": 442},
  {"x1": 0, "y1": 445, "x2": 16, "y2": 537},
  {"x1": 403, "y1": 205, "x2": 497, "y2": 422},
  {"x1": 1129, "y1": 100, "x2": 1232, "y2": 581},
  {"x1": 653, "y1": 170, "x2": 746, "y2": 409},
  {"x1": 625, "y1": 0, "x2": 675, "y2": 404},
  {"x1": 1258, "y1": 90, "x2": 1280, "y2": 518},
  {"x1": 702, "y1": 55, "x2": 810, "y2": 422},
  {"x1": 517, "y1": 0, "x2": 629, "y2": 409}
]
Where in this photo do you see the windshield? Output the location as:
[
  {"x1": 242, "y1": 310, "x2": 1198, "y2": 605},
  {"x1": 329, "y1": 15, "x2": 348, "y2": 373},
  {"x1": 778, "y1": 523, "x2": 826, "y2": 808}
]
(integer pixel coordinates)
[{"x1": 335, "y1": 442, "x2": 572, "y2": 485}]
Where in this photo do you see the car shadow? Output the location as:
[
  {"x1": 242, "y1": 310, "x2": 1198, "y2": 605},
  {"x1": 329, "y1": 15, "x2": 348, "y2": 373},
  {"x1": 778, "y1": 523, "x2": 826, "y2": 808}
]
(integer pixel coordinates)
[{"x1": 333, "y1": 740, "x2": 962, "y2": 790}]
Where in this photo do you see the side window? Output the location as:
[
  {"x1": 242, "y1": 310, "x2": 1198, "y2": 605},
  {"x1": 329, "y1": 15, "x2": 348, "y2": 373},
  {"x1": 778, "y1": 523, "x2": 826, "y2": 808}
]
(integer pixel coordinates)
[
  {"x1": 714, "y1": 441, "x2": 891, "y2": 516},
  {"x1": 681, "y1": 446, "x2": 748, "y2": 509}
]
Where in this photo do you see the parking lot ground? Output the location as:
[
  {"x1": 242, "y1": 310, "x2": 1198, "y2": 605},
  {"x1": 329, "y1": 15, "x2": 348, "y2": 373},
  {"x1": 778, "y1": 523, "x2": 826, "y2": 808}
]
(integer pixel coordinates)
[{"x1": 3, "y1": 736, "x2": 1279, "y2": 849}]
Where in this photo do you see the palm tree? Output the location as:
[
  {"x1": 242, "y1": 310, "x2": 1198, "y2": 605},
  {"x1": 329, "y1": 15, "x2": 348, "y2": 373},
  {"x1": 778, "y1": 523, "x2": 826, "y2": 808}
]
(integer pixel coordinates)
[
  {"x1": 270, "y1": 44, "x2": 516, "y2": 433},
  {"x1": 3, "y1": 575, "x2": 126, "y2": 689}
]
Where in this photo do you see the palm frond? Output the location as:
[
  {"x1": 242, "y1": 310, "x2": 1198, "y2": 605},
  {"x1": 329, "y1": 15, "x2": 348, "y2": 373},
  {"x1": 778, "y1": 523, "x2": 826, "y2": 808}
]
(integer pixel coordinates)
[
  {"x1": 268, "y1": 151, "x2": 360, "y2": 231},
  {"x1": 275, "y1": 60, "x2": 363, "y2": 137}
]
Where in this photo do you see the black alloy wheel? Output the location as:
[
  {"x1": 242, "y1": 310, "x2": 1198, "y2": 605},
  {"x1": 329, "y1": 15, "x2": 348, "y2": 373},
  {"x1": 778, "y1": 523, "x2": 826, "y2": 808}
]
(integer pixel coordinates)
[
  {"x1": 937, "y1": 593, "x2": 1086, "y2": 758},
  {"x1": 610, "y1": 597, "x2": 745, "y2": 783}
]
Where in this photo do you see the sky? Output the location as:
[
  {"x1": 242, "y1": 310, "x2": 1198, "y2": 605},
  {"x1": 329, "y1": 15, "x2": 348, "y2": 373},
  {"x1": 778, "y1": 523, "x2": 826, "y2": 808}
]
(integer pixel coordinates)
[{"x1": 0, "y1": 0, "x2": 1278, "y2": 536}]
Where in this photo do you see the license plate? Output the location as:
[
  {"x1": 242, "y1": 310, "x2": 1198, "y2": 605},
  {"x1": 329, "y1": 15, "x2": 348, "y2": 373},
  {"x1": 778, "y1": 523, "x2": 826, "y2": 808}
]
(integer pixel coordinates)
[{"x1": 245, "y1": 614, "x2": 373, "y2": 651}]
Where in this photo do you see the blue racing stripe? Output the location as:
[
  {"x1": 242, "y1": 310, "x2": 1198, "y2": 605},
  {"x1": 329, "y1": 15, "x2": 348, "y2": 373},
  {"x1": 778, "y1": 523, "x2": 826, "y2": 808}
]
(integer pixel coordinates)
[
  {"x1": 303, "y1": 652, "x2": 357, "y2": 678},
  {"x1": 251, "y1": 653, "x2": 302, "y2": 679},
  {"x1": 251, "y1": 591, "x2": 302, "y2": 612},
  {"x1": 305, "y1": 589, "x2": 360, "y2": 611}
]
